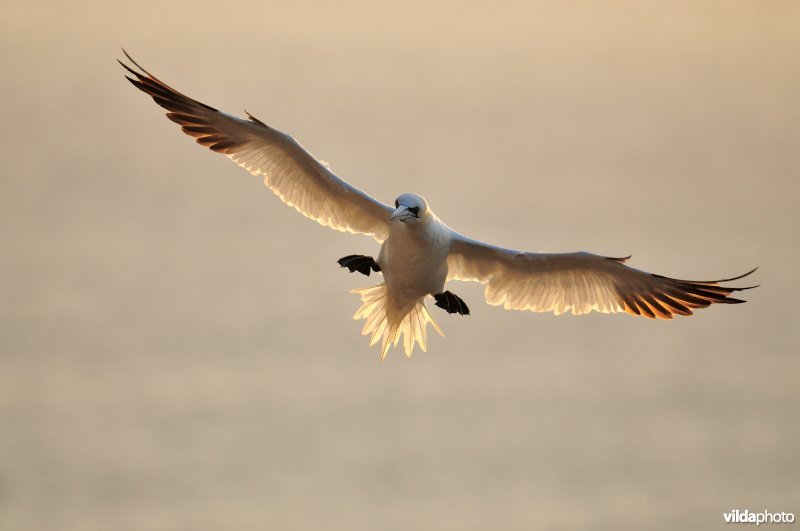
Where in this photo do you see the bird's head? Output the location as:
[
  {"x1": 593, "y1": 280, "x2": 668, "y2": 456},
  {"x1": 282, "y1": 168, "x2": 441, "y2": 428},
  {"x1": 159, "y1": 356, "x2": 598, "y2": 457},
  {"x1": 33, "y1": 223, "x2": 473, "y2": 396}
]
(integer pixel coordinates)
[{"x1": 390, "y1": 193, "x2": 428, "y2": 224}]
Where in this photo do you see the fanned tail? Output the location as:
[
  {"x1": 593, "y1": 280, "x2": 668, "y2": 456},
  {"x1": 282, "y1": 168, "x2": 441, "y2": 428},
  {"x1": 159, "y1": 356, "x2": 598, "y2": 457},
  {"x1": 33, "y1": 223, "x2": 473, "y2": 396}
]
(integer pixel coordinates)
[{"x1": 351, "y1": 283, "x2": 444, "y2": 361}]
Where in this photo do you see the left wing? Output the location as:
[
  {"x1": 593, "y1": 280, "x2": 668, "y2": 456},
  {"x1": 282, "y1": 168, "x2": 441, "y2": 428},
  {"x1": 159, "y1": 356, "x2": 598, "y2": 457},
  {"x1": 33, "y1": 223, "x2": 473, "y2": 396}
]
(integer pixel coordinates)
[
  {"x1": 119, "y1": 51, "x2": 392, "y2": 242},
  {"x1": 447, "y1": 233, "x2": 757, "y2": 319}
]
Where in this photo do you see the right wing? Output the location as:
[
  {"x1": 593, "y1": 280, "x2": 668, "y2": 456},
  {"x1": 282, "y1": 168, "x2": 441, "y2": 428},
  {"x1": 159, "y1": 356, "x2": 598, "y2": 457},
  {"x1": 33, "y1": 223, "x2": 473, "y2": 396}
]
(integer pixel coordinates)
[
  {"x1": 448, "y1": 233, "x2": 757, "y2": 319},
  {"x1": 119, "y1": 51, "x2": 392, "y2": 242}
]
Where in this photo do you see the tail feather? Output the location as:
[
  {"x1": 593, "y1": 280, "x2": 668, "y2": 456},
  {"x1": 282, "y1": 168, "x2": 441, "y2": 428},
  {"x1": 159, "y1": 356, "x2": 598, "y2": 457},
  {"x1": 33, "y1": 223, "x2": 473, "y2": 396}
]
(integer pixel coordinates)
[
  {"x1": 351, "y1": 283, "x2": 444, "y2": 360},
  {"x1": 369, "y1": 318, "x2": 388, "y2": 347},
  {"x1": 414, "y1": 306, "x2": 427, "y2": 351},
  {"x1": 424, "y1": 304, "x2": 444, "y2": 337},
  {"x1": 362, "y1": 304, "x2": 385, "y2": 335}
]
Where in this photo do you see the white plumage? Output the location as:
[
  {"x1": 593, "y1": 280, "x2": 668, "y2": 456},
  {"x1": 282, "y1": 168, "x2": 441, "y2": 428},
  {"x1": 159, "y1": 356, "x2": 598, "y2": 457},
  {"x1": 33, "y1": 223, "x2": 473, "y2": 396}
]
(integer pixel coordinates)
[{"x1": 120, "y1": 52, "x2": 757, "y2": 360}]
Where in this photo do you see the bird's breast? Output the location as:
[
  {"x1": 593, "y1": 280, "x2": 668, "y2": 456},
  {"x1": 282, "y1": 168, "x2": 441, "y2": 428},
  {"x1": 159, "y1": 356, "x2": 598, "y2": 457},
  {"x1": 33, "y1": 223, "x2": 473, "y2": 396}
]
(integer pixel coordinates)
[{"x1": 378, "y1": 222, "x2": 450, "y2": 300}]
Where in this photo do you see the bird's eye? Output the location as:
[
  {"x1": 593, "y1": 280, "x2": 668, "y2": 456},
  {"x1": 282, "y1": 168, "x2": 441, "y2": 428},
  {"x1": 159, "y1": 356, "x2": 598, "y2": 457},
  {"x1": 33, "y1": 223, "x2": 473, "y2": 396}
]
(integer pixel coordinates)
[
  {"x1": 409, "y1": 207, "x2": 419, "y2": 216},
  {"x1": 395, "y1": 200, "x2": 399, "y2": 208}
]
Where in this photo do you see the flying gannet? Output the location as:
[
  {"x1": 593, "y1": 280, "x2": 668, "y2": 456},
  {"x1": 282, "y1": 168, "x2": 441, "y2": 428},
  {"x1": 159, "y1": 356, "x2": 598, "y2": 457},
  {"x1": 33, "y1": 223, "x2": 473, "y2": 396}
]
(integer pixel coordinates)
[{"x1": 119, "y1": 51, "x2": 757, "y2": 360}]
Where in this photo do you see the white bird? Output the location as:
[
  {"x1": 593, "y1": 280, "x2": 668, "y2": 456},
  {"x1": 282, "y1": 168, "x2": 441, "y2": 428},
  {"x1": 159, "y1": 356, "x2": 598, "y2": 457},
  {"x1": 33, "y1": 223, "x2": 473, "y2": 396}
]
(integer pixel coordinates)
[{"x1": 119, "y1": 52, "x2": 757, "y2": 360}]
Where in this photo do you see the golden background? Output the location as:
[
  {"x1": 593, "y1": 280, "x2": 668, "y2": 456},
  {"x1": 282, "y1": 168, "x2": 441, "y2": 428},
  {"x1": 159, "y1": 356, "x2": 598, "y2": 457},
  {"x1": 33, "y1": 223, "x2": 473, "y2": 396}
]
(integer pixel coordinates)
[{"x1": 1, "y1": 1, "x2": 798, "y2": 529}]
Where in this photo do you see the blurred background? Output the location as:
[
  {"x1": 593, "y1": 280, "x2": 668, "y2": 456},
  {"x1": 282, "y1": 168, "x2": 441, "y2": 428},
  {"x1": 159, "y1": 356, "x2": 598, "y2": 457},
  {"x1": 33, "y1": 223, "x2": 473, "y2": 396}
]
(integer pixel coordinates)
[{"x1": 1, "y1": 1, "x2": 798, "y2": 529}]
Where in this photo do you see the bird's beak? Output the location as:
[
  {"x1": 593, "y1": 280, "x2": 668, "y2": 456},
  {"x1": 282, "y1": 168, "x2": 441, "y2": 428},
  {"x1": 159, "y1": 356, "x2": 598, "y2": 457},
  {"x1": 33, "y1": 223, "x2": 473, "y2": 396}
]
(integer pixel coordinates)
[{"x1": 390, "y1": 205, "x2": 413, "y2": 222}]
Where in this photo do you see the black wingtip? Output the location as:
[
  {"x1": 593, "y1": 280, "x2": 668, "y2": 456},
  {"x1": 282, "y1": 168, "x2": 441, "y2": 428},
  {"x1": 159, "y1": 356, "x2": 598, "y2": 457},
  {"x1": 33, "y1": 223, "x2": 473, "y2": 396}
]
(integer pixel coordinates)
[
  {"x1": 707, "y1": 267, "x2": 759, "y2": 284},
  {"x1": 734, "y1": 284, "x2": 760, "y2": 291},
  {"x1": 656, "y1": 266, "x2": 760, "y2": 286},
  {"x1": 118, "y1": 48, "x2": 161, "y2": 84},
  {"x1": 724, "y1": 297, "x2": 747, "y2": 304},
  {"x1": 120, "y1": 47, "x2": 146, "y2": 74},
  {"x1": 118, "y1": 50, "x2": 149, "y2": 82},
  {"x1": 118, "y1": 58, "x2": 140, "y2": 79},
  {"x1": 117, "y1": 49, "x2": 220, "y2": 115}
]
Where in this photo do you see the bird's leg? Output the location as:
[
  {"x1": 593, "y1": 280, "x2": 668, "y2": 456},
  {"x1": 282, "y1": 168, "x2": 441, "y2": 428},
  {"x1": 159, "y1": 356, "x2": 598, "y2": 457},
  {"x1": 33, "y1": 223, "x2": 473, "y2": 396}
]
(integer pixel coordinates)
[
  {"x1": 433, "y1": 291, "x2": 470, "y2": 316},
  {"x1": 337, "y1": 255, "x2": 381, "y2": 276}
]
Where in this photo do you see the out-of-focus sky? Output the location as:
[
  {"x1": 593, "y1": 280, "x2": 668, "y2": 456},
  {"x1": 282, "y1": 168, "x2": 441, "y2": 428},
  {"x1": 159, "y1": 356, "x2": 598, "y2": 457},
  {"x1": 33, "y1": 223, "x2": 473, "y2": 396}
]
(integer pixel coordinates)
[{"x1": 1, "y1": 1, "x2": 798, "y2": 530}]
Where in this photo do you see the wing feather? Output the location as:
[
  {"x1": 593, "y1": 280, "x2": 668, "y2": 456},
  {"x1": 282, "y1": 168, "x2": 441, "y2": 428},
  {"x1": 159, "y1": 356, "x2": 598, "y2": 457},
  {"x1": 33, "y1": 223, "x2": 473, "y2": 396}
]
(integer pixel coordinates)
[
  {"x1": 119, "y1": 51, "x2": 392, "y2": 241},
  {"x1": 448, "y1": 234, "x2": 756, "y2": 319}
]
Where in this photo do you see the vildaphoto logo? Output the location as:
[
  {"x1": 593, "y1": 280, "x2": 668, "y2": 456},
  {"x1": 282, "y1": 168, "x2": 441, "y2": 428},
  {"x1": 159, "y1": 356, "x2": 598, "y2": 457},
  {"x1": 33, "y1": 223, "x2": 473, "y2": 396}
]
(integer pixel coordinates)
[{"x1": 723, "y1": 509, "x2": 795, "y2": 525}]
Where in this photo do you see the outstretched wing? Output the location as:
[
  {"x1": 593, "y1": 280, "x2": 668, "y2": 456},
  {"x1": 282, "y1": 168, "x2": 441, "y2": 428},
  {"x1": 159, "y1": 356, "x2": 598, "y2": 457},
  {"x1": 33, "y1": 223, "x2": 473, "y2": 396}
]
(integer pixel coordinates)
[
  {"x1": 447, "y1": 234, "x2": 757, "y2": 319},
  {"x1": 119, "y1": 51, "x2": 392, "y2": 242}
]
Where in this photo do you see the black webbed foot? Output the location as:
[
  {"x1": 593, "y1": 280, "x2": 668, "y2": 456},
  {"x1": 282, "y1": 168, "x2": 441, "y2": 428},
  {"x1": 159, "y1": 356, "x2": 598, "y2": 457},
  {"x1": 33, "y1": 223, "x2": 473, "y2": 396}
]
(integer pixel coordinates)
[
  {"x1": 338, "y1": 255, "x2": 381, "y2": 276},
  {"x1": 434, "y1": 291, "x2": 470, "y2": 315}
]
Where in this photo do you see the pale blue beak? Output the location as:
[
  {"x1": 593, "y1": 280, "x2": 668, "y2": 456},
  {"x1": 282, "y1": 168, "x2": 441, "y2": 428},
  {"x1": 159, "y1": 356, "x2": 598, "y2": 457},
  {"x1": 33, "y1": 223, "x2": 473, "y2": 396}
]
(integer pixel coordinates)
[{"x1": 390, "y1": 205, "x2": 414, "y2": 221}]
